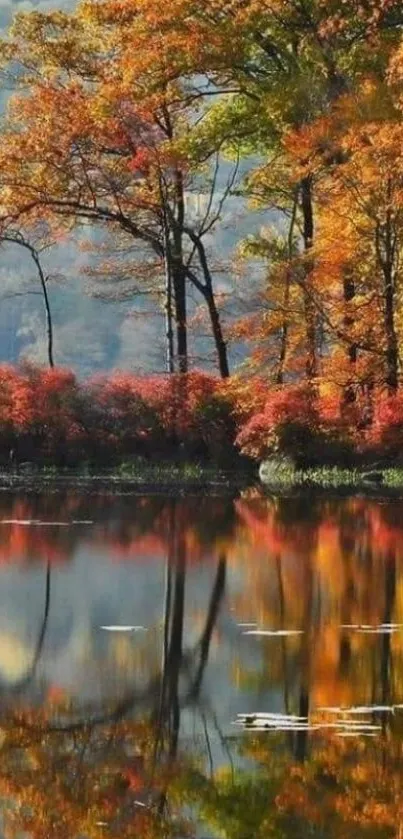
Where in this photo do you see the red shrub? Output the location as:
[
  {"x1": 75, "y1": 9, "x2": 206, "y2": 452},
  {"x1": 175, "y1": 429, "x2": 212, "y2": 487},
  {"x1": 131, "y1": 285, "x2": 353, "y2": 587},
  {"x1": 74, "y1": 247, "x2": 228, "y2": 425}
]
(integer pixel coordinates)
[
  {"x1": 84, "y1": 372, "x2": 164, "y2": 457},
  {"x1": 0, "y1": 365, "x2": 22, "y2": 430},
  {"x1": 236, "y1": 384, "x2": 321, "y2": 460},
  {"x1": 80, "y1": 370, "x2": 235, "y2": 462},
  {"x1": 235, "y1": 383, "x2": 363, "y2": 463},
  {"x1": 367, "y1": 393, "x2": 403, "y2": 454},
  {"x1": 0, "y1": 364, "x2": 234, "y2": 465}
]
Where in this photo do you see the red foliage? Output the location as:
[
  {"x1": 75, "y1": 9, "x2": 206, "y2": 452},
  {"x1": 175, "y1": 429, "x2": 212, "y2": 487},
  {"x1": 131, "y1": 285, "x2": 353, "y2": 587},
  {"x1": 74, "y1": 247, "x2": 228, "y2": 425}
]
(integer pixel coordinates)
[
  {"x1": 2, "y1": 364, "x2": 395, "y2": 467},
  {"x1": 367, "y1": 392, "x2": 403, "y2": 453},
  {"x1": 0, "y1": 364, "x2": 236, "y2": 466},
  {"x1": 236, "y1": 384, "x2": 321, "y2": 459},
  {"x1": 234, "y1": 383, "x2": 366, "y2": 462}
]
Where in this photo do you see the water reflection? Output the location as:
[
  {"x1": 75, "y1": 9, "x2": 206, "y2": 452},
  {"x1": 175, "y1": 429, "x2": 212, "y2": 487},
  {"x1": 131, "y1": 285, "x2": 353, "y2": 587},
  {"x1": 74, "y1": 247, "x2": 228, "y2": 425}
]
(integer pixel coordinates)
[{"x1": 0, "y1": 492, "x2": 402, "y2": 836}]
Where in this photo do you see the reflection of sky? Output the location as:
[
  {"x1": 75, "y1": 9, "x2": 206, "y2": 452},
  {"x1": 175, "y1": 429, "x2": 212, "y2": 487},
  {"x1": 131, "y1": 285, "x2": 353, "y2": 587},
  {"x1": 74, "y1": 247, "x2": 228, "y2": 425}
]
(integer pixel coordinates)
[{"x1": 0, "y1": 544, "x2": 266, "y2": 731}]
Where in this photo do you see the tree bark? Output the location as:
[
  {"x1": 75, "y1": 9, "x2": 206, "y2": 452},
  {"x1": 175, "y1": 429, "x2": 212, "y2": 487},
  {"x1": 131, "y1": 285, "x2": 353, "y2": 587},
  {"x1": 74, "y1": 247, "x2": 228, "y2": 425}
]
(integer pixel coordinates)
[
  {"x1": 171, "y1": 262, "x2": 187, "y2": 375},
  {"x1": 33, "y1": 250, "x2": 54, "y2": 369},
  {"x1": 277, "y1": 194, "x2": 298, "y2": 385},
  {"x1": 277, "y1": 275, "x2": 290, "y2": 385},
  {"x1": 384, "y1": 273, "x2": 399, "y2": 393},
  {"x1": 162, "y1": 212, "x2": 175, "y2": 375},
  {"x1": 183, "y1": 230, "x2": 230, "y2": 378},
  {"x1": 377, "y1": 200, "x2": 399, "y2": 394},
  {"x1": 301, "y1": 176, "x2": 317, "y2": 381},
  {"x1": 204, "y1": 286, "x2": 230, "y2": 378},
  {"x1": 342, "y1": 272, "x2": 357, "y2": 408},
  {"x1": 172, "y1": 171, "x2": 188, "y2": 375}
]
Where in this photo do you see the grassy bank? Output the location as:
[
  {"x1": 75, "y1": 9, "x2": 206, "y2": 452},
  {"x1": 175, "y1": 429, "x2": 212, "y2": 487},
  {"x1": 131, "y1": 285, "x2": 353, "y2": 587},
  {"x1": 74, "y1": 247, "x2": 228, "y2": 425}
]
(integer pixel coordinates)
[
  {"x1": 0, "y1": 460, "x2": 255, "y2": 496},
  {"x1": 259, "y1": 463, "x2": 403, "y2": 492},
  {"x1": 2, "y1": 459, "x2": 403, "y2": 497}
]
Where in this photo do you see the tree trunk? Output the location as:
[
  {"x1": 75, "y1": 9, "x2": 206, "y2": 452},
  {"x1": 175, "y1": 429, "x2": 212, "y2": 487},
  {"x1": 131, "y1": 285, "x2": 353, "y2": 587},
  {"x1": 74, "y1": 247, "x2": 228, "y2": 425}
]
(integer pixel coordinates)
[
  {"x1": 185, "y1": 230, "x2": 230, "y2": 379},
  {"x1": 171, "y1": 255, "x2": 188, "y2": 375},
  {"x1": 204, "y1": 287, "x2": 230, "y2": 378},
  {"x1": 301, "y1": 176, "x2": 317, "y2": 381},
  {"x1": 342, "y1": 273, "x2": 357, "y2": 408},
  {"x1": 277, "y1": 271, "x2": 290, "y2": 385},
  {"x1": 162, "y1": 215, "x2": 175, "y2": 375},
  {"x1": 277, "y1": 193, "x2": 298, "y2": 385},
  {"x1": 384, "y1": 273, "x2": 399, "y2": 393},
  {"x1": 41, "y1": 273, "x2": 54, "y2": 369},
  {"x1": 172, "y1": 171, "x2": 188, "y2": 375},
  {"x1": 29, "y1": 247, "x2": 55, "y2": 369},
  {"x1": 378, "y1": 196, "x2": 399, "y2": 394}
]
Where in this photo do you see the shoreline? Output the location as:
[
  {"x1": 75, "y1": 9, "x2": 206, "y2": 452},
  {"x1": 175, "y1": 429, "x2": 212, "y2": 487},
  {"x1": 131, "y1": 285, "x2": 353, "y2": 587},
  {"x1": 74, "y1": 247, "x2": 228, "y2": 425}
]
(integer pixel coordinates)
[
  {"x1": 0, "y1": 463, "x2": 403, "y2": 496},
  {"x1": 0, "y1": 465, "x2": 254, "y2": 496}
]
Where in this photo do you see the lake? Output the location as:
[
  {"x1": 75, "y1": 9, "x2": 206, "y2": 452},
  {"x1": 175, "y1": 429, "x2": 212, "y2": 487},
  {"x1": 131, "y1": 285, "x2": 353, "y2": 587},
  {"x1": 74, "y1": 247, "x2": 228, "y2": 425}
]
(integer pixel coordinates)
[{"x1": 0, "y1": 489, "x2": 401, "y2": 838}]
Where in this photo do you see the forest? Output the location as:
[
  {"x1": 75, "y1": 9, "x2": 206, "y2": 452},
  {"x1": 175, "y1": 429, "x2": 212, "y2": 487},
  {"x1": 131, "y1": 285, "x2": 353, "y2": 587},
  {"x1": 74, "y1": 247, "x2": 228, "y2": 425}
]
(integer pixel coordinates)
[{"x1": 0, "y1": 0, "x2": 403, "y2": 467}]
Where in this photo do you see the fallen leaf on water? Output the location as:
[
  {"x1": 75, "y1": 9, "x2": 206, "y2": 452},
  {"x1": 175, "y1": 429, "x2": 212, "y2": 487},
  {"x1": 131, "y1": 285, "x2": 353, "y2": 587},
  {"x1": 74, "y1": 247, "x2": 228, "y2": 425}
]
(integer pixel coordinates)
[
  {"x1": 99, "y1": 626, "x2": 147, "y2": 632},
  {"x1": 318, "y1": 705, "x2": 393, "y2": 714},
  {"x1": 244, "y1": 629, "x2": 303, "y2": 637}
]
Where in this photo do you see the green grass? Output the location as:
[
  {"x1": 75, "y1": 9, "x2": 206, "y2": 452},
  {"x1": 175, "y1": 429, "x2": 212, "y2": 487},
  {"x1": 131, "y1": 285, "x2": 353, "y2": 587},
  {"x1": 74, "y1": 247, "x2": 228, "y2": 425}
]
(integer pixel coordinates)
[
  {"x1": 115, "y1": 459, "x2": 236, "y2": 483},
  {"x1": 5, "y1": 459, "x2": 403, "y2": 493},
  {"x1": 260, "y1": 464, "x2": 403, "y2": 490},
  {"x1": 295, "y1": 467, "x2": 362, "y2": 488},
  {"x1": 0, "y1": 458, "x2": 253, "y2": 489},
  {"x1": 382, "y1": 469, "x2": 403, "y2": 487}
]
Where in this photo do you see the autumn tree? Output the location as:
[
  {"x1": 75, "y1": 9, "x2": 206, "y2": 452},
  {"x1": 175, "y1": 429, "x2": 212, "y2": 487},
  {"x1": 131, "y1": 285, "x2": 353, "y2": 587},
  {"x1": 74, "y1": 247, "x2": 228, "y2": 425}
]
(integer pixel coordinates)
[
  {"x1": 0, "y1": 4, "x2": 235, "y2": 377},
  {"x1": 183, "y1": 0, "x2": 403, "y2": 393}
]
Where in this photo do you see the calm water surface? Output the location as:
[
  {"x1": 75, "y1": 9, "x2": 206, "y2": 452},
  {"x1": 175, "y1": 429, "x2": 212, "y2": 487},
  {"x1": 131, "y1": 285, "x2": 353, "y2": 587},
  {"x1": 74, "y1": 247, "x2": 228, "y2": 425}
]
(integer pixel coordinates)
[{"x1": 0, "y1": 490, "x2": 401, "y2": 838}]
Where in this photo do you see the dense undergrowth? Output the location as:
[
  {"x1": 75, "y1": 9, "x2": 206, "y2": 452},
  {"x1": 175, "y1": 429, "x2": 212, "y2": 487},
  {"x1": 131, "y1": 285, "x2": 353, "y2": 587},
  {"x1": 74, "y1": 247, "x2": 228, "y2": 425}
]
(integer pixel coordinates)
[
  {"x1": 0, "y1": 364, "x2": 402, "y2": 472},
  {"x1": 0, "y1": 365, "x2": 238, "y2": 467}
]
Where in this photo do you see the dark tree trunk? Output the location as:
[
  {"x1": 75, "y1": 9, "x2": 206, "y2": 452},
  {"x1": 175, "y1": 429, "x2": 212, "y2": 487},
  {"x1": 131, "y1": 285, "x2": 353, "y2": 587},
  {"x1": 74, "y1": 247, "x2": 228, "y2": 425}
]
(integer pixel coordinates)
[
  {"x1": 172, "y1": 261, "x2": 188, "y2": 375},
  {"x1": 378, "y1": 196, "x2": 399, "y2": 394},
  {"x1": 40, "y1": 270, "x2": 54, "y2": 369},
  {"x1": 301, "y1": 176, "x2": 317, "y2": 381},
  {"x1": 172, "y1": 171, "x2": 188, "y2": 375},
  {"x1": 27, "y1": 243, "x2": 55, "y2": 369},
  {"x1": 277, "y1": 194, "x2": 298, "y2": 385},
  {"x1": 342, "y1": 273, "x2": 357, "y2": 408},
  {"x1": 384, "y1": 273, "x2": 399, "y2": 394},
  {"x1": 163, "y1": 218, "x2": 175, "y2": 375},
  {"x1": 276, "y1": 272, "x2": 290, "y2": 385},
  {"x1": 204, "y1": 288, "x2": 230, "y2": 378},
  {"x1": 186, "y1": 230, "x2": 230, "y2": 379}
]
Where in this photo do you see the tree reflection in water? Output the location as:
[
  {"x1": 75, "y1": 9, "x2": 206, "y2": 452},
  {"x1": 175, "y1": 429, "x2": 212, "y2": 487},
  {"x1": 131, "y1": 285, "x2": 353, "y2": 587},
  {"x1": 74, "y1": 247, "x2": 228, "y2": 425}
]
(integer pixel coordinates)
[
  {"x1": 0, "y1": 492, "x2": 402, "y2": 836},
  {"x1": 0, "y1": 498, "x2": 229, "y2": 838}
]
